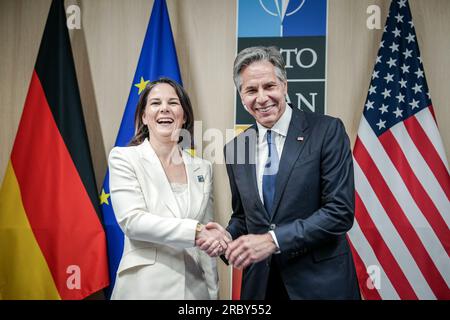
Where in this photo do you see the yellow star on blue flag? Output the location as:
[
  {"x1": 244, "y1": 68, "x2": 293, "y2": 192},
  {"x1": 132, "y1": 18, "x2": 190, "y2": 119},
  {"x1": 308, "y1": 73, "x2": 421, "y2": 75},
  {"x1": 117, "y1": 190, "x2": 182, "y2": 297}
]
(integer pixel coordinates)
[
  {"x1": 134, "y1": 77, "x2": 150, "y2": 94},
  {"x1": 99, "y1": 188, "x2": 110, "y2": 205}
]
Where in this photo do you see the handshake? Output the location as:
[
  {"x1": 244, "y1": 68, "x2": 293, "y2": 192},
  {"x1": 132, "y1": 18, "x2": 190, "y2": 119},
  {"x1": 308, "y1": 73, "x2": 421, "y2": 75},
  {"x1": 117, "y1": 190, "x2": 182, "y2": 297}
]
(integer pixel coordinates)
[{"x1": 195, "y1": 222, "x2": 277, "y2": 270}]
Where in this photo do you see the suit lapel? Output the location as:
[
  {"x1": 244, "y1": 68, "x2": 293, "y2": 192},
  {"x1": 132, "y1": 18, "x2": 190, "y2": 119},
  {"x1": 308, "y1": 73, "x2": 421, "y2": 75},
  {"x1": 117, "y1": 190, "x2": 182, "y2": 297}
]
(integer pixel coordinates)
[
  {"x1": 139, "y1": 139, "x2": 181, "y2": 218},
  {"x1": 270, "y1": 108, "x2": 309, "y2": 219},
  {"x1": 182, "y1": 151, "x2": 203, "y2": 220}
]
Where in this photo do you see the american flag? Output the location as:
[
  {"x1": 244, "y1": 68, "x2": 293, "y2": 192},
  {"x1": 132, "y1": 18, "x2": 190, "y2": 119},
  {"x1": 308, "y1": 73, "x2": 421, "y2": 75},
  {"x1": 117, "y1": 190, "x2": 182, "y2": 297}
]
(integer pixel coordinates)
[{"x1": 348, "y1": 0, "x2": 450, "y2": 299}]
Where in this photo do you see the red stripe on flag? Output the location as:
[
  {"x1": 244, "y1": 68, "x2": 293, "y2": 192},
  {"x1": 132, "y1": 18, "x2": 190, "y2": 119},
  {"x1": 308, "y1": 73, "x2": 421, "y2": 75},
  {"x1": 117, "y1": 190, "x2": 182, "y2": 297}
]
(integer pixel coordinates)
[
  {"x1": 404, "y1": 112, "x2": 450, "y2": 200},
  {"x1": 354, "y1": 138, "x2": 448, "y2": 299},
  {"x1": 355, "y1": 191, "x2": 418, "y2": 299},
  {"x1": 379, "y1": 130, "x2": 449, "y2": 255},
  {"x1": 348, "y1": 238, "x2": 382, "y2": 300},
  {"x1": 232, "y1": 268, "x2": 242, "y2": 300},
  {"x1": 11, "y1": 71, "x2": 108, "y2": 299}
]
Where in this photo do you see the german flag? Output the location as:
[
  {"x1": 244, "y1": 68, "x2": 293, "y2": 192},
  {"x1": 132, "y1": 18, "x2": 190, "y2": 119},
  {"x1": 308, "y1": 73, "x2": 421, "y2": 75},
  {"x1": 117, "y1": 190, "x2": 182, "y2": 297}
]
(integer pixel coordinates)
[{"x1": 0, "y1": 0, "x2": 109, "y2": 299}]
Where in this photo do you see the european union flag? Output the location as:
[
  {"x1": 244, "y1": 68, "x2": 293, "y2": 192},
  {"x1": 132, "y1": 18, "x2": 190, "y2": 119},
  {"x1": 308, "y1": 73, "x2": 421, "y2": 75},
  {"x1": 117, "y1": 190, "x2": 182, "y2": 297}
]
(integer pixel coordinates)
[{"x1": 99, "y1": 0, "x2": 182, "y2": 298}]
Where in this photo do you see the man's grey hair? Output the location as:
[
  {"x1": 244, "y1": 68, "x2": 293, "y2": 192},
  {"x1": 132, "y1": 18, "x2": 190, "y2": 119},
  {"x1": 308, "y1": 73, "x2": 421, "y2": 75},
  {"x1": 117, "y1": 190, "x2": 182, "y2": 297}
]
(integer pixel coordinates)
[{"x1": 233, "y1": 46, "x2": 287, "y2": 92}]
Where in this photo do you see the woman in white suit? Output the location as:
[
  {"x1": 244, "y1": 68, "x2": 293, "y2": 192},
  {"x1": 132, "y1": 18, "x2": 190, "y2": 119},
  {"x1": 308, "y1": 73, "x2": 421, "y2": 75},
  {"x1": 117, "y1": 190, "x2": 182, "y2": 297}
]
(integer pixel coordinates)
[{"x1": 108, "y1": 78, "x2": 229, "y2": 299}]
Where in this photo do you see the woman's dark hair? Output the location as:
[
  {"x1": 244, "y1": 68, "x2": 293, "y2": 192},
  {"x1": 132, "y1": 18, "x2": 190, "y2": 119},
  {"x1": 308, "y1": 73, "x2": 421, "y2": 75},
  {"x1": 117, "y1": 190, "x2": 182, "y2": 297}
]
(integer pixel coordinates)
[{"x1": 128, "y1": 77, "x2": 194, "y2": 147}]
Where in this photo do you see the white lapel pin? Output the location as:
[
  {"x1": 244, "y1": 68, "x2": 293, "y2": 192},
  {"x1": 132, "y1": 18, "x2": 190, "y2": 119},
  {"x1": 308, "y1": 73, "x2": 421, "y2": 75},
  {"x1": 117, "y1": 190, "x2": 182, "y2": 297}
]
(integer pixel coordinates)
[{"x1": 297, "y1": 136, "x2": 304, "y2": 141}]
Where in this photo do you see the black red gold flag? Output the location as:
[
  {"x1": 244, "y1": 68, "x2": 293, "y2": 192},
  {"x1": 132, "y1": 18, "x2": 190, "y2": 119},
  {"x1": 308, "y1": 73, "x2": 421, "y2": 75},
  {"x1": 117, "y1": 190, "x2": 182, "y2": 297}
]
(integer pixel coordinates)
[{"x1": 0, "y1": 0, "x2": 109, "y2": 299}]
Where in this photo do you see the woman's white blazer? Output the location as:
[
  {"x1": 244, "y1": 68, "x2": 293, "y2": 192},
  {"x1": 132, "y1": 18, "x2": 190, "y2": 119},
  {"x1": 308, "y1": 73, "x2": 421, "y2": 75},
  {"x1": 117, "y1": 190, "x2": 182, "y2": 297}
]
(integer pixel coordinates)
[{"x1": 108, "y1": 139, "x2": 218, "y2": 299}]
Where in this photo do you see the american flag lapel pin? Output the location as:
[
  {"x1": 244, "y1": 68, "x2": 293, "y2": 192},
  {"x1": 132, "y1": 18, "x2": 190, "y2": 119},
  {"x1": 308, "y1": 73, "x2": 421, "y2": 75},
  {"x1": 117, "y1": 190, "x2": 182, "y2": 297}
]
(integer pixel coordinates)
[{"x1": 297, "y1": 136, "x2": 304, "y2": 141}]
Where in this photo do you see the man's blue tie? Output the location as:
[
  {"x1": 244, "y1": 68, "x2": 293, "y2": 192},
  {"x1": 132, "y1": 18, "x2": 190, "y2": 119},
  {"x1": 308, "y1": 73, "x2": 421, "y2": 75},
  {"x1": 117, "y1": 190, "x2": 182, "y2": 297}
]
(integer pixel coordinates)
[{"x1": 263, "y1": 130, "x2": 279, "y2": 215}]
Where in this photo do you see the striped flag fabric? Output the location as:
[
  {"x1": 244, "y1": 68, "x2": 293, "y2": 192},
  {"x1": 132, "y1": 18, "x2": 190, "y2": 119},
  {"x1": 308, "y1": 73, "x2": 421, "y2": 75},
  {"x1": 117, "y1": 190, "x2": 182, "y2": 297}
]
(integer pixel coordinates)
[
  {"x1": 0, "y1": 0, "x2": 109, "y2": 299},
  {"x1": 100, "y1": 0, "x2": 183, "y2": 298},
  {"x1": 348, "y1": 0, "x2": 449, "y2": 299}
]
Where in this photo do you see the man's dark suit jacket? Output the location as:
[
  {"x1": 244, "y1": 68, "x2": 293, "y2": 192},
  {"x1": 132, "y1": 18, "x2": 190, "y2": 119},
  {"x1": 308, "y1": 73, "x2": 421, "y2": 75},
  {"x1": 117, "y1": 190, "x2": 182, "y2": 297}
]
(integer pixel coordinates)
[{"x1": 224, "y1": 106, "x2": 360, "y2": 299}]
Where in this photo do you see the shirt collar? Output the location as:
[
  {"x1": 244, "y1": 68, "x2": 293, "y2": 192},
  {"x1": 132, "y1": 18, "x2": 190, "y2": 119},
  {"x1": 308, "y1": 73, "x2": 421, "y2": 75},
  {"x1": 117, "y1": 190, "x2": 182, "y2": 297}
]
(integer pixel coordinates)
[{"x1": 257, "y1": 104, "x2": 292, "y2": 144}]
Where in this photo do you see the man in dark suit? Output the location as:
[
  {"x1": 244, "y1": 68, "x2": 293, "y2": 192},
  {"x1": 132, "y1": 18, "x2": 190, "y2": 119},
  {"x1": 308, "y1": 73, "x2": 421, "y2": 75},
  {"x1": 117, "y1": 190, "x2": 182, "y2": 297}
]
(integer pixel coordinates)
[{"x1": 213, "y1": 46, "x2": 360, "y2": 299}]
